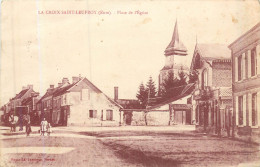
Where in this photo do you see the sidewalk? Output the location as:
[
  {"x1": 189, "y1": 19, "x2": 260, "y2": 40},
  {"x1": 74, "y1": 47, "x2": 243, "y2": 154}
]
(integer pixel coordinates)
[
  {"x1": 0, "y1": 126, "x2": 41, "y2": 136},
  {"x1": 1, "y1": 125, "x2": 196, "y2": 135},
  {"x1": 53, "y1": 125, "x2": 196, "y2": 133}
]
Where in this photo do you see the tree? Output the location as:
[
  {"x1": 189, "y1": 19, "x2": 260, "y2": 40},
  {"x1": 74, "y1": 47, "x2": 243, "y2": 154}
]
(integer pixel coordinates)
[
  {"x1": 136, "y1": 82, "x2": 148, "y2": 108},
  {"x1": 146, "y1": 76, "x2": 157, "y2": 98},
  {"x1": 189, "y1": 70, "x2": 199, "y2": 84},
  {"x1": 177, "y1": 68, "x2": 187, "y2": 86},
  {"x1": 161, "y1": 70, "x2": 179, "y2": 99}
]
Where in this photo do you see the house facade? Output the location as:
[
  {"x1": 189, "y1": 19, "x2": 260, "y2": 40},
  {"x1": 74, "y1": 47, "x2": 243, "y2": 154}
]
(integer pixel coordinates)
[
  {"x1": 190, "y1": 43, "x2": 233, "y2": 136},
  {"x1": 21, "y1": 92, "x2": 40, "y2": 125},
  {"x1": 7, "y1": 85, "x2": 36, "y2": 113},
  {"x1": 50, "y1": 77, "x2": 122, "y2": 126},
  {"x1": 228, "y1": 22, "x2": 260, "y2": 142},
  {"x1": 1, "y1": 85, "x2": 39, "y2": 125}
]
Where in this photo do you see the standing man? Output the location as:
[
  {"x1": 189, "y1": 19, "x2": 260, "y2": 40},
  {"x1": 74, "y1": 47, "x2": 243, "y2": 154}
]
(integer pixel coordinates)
[
  {"x1": 8, "y1": 114, "x2": 14, "y2": 132},
  {"x1": 24, "y1": 112, "x2": 31, "y2": 136}
]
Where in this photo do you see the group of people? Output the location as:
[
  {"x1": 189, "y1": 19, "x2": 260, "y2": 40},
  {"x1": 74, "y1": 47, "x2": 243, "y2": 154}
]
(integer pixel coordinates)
[
  {"x1": 8, "y1": 113, "x2": 51, "y2": 137},
  {"x1": 40, "y1": 118, "x2": 52, "y2": 136}
]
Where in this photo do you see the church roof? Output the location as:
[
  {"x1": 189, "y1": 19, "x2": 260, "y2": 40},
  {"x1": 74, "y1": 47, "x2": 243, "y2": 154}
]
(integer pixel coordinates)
[
  {"x1": 190, "y1": 43, "x2": 231, "y2": 71},
  {"x1": 196, "y1": 43, "x2": 231, "y2": 60},
  {"x1": 164, "y1": 20, "x2": 187, "y2": 56}
]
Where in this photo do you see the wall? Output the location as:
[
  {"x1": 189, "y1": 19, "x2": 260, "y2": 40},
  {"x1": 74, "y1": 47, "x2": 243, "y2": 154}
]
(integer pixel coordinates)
[
  {"x1": 212, "y1": 62, "x2": 232, "y2": 88},
  {"x1": 130, "y1": 111, "x2": 169, "y2": 126},
  {"x1": 68, "y1": 92, "x2": 121, "y2": 126}
]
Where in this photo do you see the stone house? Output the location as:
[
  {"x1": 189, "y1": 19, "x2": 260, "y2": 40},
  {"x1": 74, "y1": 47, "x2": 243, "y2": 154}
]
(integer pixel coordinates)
[
  {"x1": 228, "y1": 22, "x2": 260, "y2": 143},
  {"x1": 51, "y1": 76, "x2": 122, "y2": 126},
  {"x1": 190, "y1": 43, "x2": 233, "y2": 136}
]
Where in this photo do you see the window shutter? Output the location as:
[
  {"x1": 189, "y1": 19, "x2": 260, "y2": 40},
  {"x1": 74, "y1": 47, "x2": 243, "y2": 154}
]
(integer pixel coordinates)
[
  {"x1": 235, "y1": 96, "x2": 239, "y2": 126},
  {"x1": 235, "y1": 57, "x2": 238, "y2": 82},
  {"x1": 248, "y1": 94, "x2": 252, "y2": 126},
  {"x1": 248, "y1": 50, "x2": 251, "y2": 78},
  {"x1": 242, "y1": 53, "x2": 246, "y2": 80},
  {"x1": 257, "y1": 92, "x2": 260, "y2": 126},
  {"x1": 243, "y1": 94, "x2": 247, "y2": 126},
  {"x1": 257, "y1": 45, "x2": 260, "y2": 75}
]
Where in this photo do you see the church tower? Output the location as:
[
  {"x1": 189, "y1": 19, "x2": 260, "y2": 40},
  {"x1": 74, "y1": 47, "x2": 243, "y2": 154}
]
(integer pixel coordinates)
[{"x1": 159, "y1": 20, "x2": 188, "y2": 94}]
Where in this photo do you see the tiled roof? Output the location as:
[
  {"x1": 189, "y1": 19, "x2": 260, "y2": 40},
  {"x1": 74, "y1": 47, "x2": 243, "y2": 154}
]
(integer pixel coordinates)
[
  {"x1": 13, "y1": 89, "x2": 29, "y2": 100},
  {"x1": 197, "y1": 43, "x2": 231, "y2": 60},
  {"x1": 147, "y1": 83, "x2": 195, "y2": 110},
  {"x1": 21, "y1": 97, "x2": 33, "y2": 105},
  {"x1": 53, "y1": 82, "x2": 79, "y2": 97}
]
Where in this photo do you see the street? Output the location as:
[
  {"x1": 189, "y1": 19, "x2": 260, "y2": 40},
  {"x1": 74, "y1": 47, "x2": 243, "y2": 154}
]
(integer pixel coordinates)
[{"x1": 1, "y1": 126, "x2": 260, "y2": 167}]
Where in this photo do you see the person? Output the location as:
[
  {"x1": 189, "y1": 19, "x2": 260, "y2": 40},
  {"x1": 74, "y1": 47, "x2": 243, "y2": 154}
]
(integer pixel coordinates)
[
  {"x1": 24, "y1": 113, "x2": 31, "y2": 136},
  {"x1": 40, "y1": 118, "x2": 48, "y2": 136},
  {"x1": 13, "y1": 115, "x2": 18, "y2": 132},
  {"x1": 8, "y1": 114, "x2": 14, "y2": 132},
  {"x1": 46, "y1": 122, "x2": 51, "y2": 136}
]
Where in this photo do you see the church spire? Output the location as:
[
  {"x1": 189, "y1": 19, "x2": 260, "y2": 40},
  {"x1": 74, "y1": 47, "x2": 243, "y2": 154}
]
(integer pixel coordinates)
[{"x1": 164, "y1": 20, "x2": 187, "y2": 56}]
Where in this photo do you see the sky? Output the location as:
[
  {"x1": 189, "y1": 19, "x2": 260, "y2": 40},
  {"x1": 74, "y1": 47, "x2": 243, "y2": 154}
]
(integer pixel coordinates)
[{"x1": 0, "y1": 0, "x2": 260, "y2": 105}]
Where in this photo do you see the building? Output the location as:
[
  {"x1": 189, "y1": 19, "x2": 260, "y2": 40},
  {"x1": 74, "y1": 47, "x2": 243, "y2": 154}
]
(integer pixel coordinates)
[
  {"x1": 7, "y1": 85, "x2": 37, "y2": 113},
  {"x1": 49, "y1": 76, "x2": 122, "y2": 126},
  {"x1": 1, "y1": 85, "x2": 39, "y2": 125},
  {"x1": 113, "y1": 87, "x2": 143, "y2": 125},
  {"x1": 21, "y1": 92, "x2": 40, "y2": 125},
  {"x1": 147, "y1": 83, "x2": 195, "y2": 125},
  {"x1": 38, "y1": 85, "x2": 60, "y2": 124},
  {"x1": 190, "y1": 43, "x2": 232, "y2": 136},
  {"x1": 228, "y1": 22, "x2": 260, "y2": 142},
  {"x1": 159, "y1": 20, "x2": 189, "y2": 94}
]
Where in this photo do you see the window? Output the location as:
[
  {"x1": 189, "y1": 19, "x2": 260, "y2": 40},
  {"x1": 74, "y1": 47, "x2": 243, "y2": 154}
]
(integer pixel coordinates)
[
  {"x1": 238, "y1": 96, "x2": 243, "y2": 125},
  {"x1": 251, "y1": 48, "x2": 257, "y2": 76},
  {"x1": 252, "y1": 93, "x2": 257, "y2": 126},
  {"x1": 238, "y1": 55, "x2": 242, "y2": 81},
  {"x1": 106, "y1": 110, "x2": 113, "y2": 121},
  {"x1": 89, "y1": 110, "x2": 97, "y2": 118},
  {"x1": 201, "y1": 69, "x2": 208, "y2": 89}
]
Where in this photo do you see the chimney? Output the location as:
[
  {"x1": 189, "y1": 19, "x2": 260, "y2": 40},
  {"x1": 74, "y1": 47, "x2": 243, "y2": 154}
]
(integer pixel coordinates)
[
  {"x1": 50, "y1": 85, "x2": 54, "y2": 89},
  {"x1": 62, "y1": 78, "x2": 69, "y2": 84},
  {"x1": 72, "y1": 76, "x2": 80, "y2": 83},
  {"x1": 58, "y1": 83, "x2": 63, "y2": 87},
  {"x1": 114, "y1": 87, "x2": 118, "y2": 101}
]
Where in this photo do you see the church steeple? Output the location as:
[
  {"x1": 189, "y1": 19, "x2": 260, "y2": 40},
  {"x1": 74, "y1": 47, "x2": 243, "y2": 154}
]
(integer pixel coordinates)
[{"x1": 164, "y1": 20, "x2": 187, "y2": 56}]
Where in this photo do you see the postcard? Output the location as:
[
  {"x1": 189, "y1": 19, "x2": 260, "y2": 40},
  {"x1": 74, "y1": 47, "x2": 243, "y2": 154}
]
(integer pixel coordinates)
[{"x1": 1, "y1": 0, "x2": 260, "y2": 166}]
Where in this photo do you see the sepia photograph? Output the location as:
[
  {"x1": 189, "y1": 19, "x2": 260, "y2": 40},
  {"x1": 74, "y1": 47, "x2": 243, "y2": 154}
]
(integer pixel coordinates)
[{"x1": 0, "y1": 0, "x2": 260, "y2": 166}]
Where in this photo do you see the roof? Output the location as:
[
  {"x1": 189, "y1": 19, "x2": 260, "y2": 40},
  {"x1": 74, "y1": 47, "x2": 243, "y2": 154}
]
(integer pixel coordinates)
[
  {"x1": 21, "y1": 97, "x2": 33, "y2": 105},
  {"x1": 80, "y1": 78, "x2": 122, "y2": 108},
  {"x1": 53, "y1": 81, "x2": 79, "y2": 97},
  {"x1": 164, "y1": 20, "x2": 187, "y2": 56},
  {"x1": 196, "y1": 43, "x2": 231, "y2": 60},
  {"x1": 147, "y1": 83, "x2": 195, "y2": 110},
  {"x1": 190, "y1": 43, "x2": 231, "y2": 71},
  {"x1": 13, "y1": 89, "x2": 29, "y2": 100},
  {"x1": 38, "y1": 87, "x2": 59, "y2": 102},
  {"x1": 229, "y1": 22, "x2": 260, "y2": 49},
  {"x1": 161, "y1": 63, "x2": 189, "y2": 71}
]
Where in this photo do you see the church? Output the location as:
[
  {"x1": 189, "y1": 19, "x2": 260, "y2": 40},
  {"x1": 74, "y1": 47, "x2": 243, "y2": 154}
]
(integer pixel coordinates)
[{"x1": 158, "y1": 20, "x2": 189, "y2": 94}]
